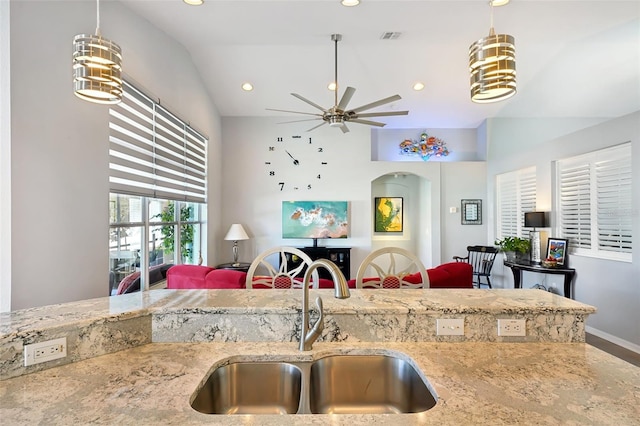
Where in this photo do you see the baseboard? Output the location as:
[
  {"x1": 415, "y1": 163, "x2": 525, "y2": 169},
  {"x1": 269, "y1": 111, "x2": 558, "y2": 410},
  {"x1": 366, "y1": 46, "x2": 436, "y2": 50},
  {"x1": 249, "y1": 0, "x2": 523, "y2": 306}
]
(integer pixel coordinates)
[{"x1": 585, "y1": 326, "x2": 640, "y2": 355}]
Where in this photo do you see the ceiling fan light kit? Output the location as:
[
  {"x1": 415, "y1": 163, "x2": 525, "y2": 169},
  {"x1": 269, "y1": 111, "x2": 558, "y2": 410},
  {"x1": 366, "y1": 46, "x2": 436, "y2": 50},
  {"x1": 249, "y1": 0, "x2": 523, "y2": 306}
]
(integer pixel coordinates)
[
  {"x1": 267, "y1": 34, "x2": 408, "y2": 133},
  {"x1": 469, "y1": 1, "x2": 516, "y2": 103}
]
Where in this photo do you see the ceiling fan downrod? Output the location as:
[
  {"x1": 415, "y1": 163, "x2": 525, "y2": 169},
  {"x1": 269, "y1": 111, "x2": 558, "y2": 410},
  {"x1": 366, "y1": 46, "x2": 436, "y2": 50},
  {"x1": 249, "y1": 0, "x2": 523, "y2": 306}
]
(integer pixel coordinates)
[{"x1": 331, "y1": 34, "x2": 341, "y2": 110}]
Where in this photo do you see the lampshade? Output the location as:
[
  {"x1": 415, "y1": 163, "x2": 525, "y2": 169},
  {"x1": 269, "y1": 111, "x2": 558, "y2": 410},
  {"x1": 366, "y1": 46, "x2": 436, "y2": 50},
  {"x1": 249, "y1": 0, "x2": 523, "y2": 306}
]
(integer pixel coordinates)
[
  {"x1": 224, "y1": 224, "x2": 249, "y2": 241},
  {"x1": 73, "y1": 0, "x2": 122, "y2": 105},
  {"x1": 469, "y1": 3, "x2": 516, "y2": 103},
  {"x1": 524, "y1": 212, "x2": 548, "y2": 228}
]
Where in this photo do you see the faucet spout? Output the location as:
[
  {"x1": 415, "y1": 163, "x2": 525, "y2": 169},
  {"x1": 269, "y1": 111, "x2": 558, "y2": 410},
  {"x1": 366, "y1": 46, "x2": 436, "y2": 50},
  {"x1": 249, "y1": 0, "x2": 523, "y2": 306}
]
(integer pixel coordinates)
[{"x1": 299, "y1": 259, "x2": 350, "y2": 351}]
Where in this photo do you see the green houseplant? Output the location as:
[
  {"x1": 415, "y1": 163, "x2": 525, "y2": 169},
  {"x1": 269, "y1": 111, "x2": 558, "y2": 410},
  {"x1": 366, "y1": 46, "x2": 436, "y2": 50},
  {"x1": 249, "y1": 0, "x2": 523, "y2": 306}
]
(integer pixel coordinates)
[
  {"x1": 155, "y1": 203, "x2": 194, "y2": 263},
  {"x1": 495, "y1": 236, "x2": 531, "y2": 262}
]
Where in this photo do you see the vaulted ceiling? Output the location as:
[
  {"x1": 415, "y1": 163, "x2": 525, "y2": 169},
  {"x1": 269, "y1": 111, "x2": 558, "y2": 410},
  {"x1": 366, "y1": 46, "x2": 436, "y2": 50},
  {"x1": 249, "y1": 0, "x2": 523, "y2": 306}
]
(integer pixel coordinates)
[{"x1": 120, "y1": 0, "x2": 640, "y2": 129}]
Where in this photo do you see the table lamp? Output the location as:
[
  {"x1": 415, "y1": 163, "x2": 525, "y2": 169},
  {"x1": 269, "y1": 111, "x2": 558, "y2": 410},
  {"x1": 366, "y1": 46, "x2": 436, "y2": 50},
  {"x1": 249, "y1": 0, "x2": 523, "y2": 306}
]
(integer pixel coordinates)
[
  {"x1": 524, "y1": 212, "x2": 548, "y2": 264},
  {"x1": 224, "y1": 224, "x2": 249, "y2": 266}
]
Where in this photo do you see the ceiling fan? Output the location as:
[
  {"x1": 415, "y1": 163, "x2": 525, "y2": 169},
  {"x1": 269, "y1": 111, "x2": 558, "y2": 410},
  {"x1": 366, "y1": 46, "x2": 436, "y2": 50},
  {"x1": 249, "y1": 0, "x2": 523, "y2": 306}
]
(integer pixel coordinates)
[{"x1": 267, "y1": 34, "x2": 409, "y2": 133}]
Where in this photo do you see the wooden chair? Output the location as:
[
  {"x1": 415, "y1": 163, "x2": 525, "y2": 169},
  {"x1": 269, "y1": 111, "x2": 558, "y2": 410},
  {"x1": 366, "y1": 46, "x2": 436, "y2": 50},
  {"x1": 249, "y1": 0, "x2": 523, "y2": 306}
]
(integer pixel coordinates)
[
  {"x1": 355, "y1": 247, "x2": 429, "y2": 289},
  {"x1": 245, "y1": 246, "x2": 320, "y2": 289},
  {"x1": 453, "y1": 245, "x2": 499, "y2": 288}
]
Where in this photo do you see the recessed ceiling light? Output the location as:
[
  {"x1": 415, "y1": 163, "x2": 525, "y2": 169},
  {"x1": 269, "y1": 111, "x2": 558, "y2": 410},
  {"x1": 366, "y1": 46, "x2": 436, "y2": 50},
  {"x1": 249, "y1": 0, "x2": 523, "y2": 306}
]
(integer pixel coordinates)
[
  {"x1": 490, "y1": 0, "x2": 510, "y2": 6},
  {"x1": 341, "y1": 0, "x2": 360, "y2": 6},
  {"x1": 183, "y1": 0, "x2": 204, "y2": 5},
  {"x1": 241, "y1": 82, "x2": 253, "y2": 91},
  {"x1": 413, "y1": 82, "x2": 425, "y2": 91},
  {"x1": 328, "y1": 82, "x2": 337, "y2": 91}
]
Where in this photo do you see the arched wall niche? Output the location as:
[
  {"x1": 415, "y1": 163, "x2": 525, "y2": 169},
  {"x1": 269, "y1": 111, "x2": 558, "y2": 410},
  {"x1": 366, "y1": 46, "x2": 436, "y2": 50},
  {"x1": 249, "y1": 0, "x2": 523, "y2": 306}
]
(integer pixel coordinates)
[{"x1": 370, "y1": 171, "x2": 436, "y2": 268}]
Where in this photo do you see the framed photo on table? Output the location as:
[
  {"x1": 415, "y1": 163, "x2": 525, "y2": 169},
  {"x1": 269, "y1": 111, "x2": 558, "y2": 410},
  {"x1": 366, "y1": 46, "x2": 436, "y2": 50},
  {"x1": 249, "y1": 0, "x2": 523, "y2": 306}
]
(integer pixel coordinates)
[{"x1": 546, "y1": 238, "x2": 568, "y2": 266}]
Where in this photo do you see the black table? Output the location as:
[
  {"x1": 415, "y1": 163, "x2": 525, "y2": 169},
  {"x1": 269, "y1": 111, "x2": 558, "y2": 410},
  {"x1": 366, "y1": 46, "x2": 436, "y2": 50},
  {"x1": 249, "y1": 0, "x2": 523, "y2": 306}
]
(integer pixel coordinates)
[
  {"x1": 215, "y1": 262, "x2": 251, "y2": 273},
  {"x1": 504, "y1": 260, "x2": 576, "y2": 299}
]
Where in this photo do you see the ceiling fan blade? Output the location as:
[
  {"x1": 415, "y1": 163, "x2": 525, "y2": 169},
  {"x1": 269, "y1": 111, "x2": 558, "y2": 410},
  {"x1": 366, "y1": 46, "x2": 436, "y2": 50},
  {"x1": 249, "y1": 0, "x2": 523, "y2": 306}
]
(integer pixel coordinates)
[
  {"x1": 350, "y1": 94, "x2": 402, "y2": 114},
  {"x1": 278, "y1": 118, "x2": 323, "y2": 124},
  {"x1": 337, "y1": 87, "x2": 356, "y2": 111},
  {"x1": 307, "y1": 121, "x2": 328, "y2": 132},
  {"x1": 266, "y1": 108, "x2": 322, "y2": 117},
  {"x1": 291, "y1": 93, "x2": 327, "y2": 112},
  {"x1": 340, "y1": 123, "x2": 350, "y2": 134},
  {"x1": 349, "y1": 118, "x2": 387, "y2": 127},
  {"x1": 352, "y1": 110, "x2": 409, "y2": 118}
]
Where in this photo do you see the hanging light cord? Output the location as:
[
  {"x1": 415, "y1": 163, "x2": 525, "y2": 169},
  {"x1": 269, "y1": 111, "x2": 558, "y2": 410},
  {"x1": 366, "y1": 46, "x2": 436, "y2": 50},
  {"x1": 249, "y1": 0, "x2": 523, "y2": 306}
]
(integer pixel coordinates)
[
  {"x1": 489, "y1": 1, "x2": 495, "y2": 35},
  {"x1": 95, "y1": 0, "x2": 101, "y2": 36}
]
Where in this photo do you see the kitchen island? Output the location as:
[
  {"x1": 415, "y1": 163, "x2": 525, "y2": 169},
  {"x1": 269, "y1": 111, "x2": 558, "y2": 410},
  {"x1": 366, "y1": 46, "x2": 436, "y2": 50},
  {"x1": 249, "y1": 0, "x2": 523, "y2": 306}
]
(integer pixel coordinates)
[
  {"x1": 1, "y1": 340, "x2": 639, "y2": 425},
  {"x1": 1, "y1": 289, "x2": 638, "y2": 424}
]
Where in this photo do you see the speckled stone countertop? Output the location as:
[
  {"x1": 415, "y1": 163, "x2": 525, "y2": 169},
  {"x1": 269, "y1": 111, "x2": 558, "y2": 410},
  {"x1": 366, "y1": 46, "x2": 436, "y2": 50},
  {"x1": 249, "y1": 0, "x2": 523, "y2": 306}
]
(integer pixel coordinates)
[
  {"x1": 1, "y1": 289, "x2": 596, "y2": 380},
  {"x1": 1, "y1": 341, "x2": 639, "y2": 425}
]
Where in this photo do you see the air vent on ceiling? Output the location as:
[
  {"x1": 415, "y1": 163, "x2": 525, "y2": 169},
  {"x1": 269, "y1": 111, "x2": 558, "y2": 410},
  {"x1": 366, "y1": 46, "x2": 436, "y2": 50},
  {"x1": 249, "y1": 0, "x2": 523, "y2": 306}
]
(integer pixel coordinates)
[{"x1": 380, "y1": 32, "x2": 402, "y2": 40}]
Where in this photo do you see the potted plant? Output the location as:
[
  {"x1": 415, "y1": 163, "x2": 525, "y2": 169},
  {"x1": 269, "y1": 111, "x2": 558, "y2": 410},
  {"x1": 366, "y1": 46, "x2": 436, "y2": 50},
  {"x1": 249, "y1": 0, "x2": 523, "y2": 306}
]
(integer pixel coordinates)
[{"x1": 495, "y1": 236, "x2": 531, "y2": 262}]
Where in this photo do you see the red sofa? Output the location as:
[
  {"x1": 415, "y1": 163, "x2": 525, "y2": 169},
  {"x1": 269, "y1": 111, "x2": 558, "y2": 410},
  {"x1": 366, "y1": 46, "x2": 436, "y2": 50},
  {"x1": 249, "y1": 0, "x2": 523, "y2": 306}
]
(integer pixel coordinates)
[{"x1": 166, "y1": 261, "x2": 472, "y2": 290}]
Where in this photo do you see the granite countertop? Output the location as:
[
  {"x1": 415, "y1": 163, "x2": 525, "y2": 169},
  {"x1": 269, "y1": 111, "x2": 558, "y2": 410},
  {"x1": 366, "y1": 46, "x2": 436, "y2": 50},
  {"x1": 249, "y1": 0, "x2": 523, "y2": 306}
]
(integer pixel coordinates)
[
  {"x1": 1, "y1": 289, "x2": 598, "y2": 381},
  {"x1": 1, "y1": 341, "x2": 639, "y2": 425}
]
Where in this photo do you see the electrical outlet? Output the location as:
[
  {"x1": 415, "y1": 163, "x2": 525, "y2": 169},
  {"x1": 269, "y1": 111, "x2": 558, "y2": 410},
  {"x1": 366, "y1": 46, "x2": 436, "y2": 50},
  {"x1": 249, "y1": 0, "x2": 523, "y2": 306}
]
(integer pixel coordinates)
[
  {"x1": 436, "y1": 318, "x2": 464, "y2": 336},
  {"x1": 497, "y1": 319, "x2": 526, "y2": 337},
  {"x1": 24, "y1": 337, "x2": 67, "y2": 366}
]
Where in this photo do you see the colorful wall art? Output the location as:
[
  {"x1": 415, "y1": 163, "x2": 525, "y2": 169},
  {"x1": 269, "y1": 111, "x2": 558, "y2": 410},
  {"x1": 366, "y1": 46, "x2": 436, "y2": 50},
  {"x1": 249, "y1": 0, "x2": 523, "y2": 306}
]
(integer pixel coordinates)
[
  {"x1": 399, "y1": 131, "x2": 450, "y2": 161},
  {"x1": 374, "y1": 197, "x2": 403, "y2": 232}
]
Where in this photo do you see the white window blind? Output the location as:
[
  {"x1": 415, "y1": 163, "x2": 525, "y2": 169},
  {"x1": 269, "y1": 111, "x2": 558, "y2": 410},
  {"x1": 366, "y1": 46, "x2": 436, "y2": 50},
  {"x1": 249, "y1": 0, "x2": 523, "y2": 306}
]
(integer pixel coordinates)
[
  {"x1": 496, "y1": 167, "x2": 537, "y2": 238},
  {"x1": 109, "y1": 81, "x2": 207, "y2": 203},
  {"x1": 557, "y1": 143, "x2": 632, "y2": 260}
]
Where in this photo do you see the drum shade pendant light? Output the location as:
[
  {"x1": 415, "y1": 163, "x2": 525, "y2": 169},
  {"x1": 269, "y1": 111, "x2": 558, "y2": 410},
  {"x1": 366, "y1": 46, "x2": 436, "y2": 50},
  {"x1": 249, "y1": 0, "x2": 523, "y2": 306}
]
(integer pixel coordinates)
[
  {"x1": 73, "y1": 0, "x2": 123, "y2": 104},
  {"x1": 469, "y1": 1, "x2": 516, "y2": 103}
]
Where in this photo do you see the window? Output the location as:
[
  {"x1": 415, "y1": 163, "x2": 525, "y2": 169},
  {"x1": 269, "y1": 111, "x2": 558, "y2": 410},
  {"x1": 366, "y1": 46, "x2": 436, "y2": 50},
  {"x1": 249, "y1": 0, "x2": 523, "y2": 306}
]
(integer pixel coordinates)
[
  {"x1": 556, "y1": 143, "x2": 632, "y2": 261},
  {"x1": 496, "y1": 167, "x2": 537, "y2": 239},
  {"x1": 108, "y1": 81, "x2": 208, "y2": 295}
]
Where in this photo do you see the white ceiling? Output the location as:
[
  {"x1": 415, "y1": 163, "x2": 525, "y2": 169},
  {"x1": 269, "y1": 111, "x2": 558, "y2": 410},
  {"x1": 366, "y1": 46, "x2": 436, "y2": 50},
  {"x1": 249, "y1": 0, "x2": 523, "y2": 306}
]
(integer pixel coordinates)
[{"x1": 119, "y1": 0, "x2": 640, "y2": 129}]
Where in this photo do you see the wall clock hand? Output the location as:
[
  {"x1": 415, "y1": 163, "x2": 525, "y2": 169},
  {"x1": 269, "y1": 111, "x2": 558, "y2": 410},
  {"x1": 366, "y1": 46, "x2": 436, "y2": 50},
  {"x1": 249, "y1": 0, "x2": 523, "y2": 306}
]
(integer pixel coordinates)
[{"x1": 285, "y1": 150, "x2": 300, "y2": 165}]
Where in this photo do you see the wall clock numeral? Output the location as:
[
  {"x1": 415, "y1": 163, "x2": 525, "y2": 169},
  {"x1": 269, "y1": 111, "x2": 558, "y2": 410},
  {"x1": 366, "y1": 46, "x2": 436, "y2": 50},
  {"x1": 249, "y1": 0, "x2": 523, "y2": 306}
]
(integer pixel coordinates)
[
  {"x1": 276, "y1": 137, "x2": 283, "y2": 142},
  {"x1": 268, "y1": 146, "x2": 275, "y2": 151},
  {"x1": 316, "y1": 174, "x2": 321, "y2": 179},
  {"x1": 307, "y1": 184, "x2": 312, "y2": 190},
  {"x1": 321, "y1": 162, "x2": 327, "y2": 165},
  {"x1": 269, "y1": 171, "x2": 275, "y2": 176},
  {"x1": 292, "y1": 135, "x2": 301, "y2": 139},
  {"x1": 317, "y1": 147, "x2": 323, "y2": 152},
  {"x1": 265, "y1": 161, "x2": 271, "y2": 165},
  {"x1": 279, "y1": 182, "x2": 285, "y2": 191}
]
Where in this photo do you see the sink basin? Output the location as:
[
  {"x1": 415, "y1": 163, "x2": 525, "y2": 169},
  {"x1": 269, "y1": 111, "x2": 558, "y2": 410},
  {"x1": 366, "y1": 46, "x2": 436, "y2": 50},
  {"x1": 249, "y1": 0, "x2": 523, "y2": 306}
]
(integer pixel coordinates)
[
  {"x1": 191, "y1": 362, "x2": 302, "y2": 414},
  {"x1": 309, "y1": 355, "x2": 437, "y2": 414},
  {"x1": 191, "y1": 353, "x2": 436, "y2": 415}
]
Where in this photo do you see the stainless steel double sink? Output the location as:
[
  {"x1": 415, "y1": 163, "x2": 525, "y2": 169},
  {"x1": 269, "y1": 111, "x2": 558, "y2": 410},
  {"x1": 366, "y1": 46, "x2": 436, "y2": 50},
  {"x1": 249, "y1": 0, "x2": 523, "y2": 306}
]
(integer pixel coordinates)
[{"x1": 191, "y1": 353, "x2": 437, "y2": 415}]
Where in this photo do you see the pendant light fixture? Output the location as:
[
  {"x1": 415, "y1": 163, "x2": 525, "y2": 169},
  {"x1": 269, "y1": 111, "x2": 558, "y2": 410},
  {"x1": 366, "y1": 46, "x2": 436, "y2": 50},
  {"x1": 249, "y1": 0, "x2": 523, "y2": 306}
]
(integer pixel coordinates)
[
  {"x1": 73, "y1": 0, "x2": 123, "y2": 104},
  {"x1": 468, "y1": 1, "x2": 516, "y2": 103}
]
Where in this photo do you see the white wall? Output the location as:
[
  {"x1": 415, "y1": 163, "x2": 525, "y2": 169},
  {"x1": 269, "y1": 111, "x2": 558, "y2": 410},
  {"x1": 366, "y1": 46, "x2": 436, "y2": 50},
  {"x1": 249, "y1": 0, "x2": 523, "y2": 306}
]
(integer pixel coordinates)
[
  {"x1": 0, "y1": 0, "x2": 11, "y2": 312},
  {"x1": 7, "y1": 1, "x2": 221, "y2": 310},
  {"x1": 220, "y1": 116, "x2": 486, "y2": 275},
  {"x1": 440, "y1": 162, "x2": 488, "y2": 261},
  {"x1": 486, "y1": 113, "x2": 640, "y2": 350}
]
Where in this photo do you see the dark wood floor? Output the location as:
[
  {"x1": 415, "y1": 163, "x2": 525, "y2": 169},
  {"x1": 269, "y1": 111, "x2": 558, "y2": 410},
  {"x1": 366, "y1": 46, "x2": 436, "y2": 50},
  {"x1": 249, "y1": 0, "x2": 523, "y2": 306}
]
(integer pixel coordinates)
[{"x1": 586, "y1": 333, "x2": 640, "y2": 368}]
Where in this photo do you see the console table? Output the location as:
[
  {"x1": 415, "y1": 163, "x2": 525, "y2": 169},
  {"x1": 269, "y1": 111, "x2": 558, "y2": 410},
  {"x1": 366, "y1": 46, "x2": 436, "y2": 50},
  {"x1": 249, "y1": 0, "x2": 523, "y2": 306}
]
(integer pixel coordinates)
[
  {"x1": 284, "y1": 247, "x2": 351, "y2": 280},
  {"x1": 504, "y1": 260, "x2": 576, "y2": 299}
]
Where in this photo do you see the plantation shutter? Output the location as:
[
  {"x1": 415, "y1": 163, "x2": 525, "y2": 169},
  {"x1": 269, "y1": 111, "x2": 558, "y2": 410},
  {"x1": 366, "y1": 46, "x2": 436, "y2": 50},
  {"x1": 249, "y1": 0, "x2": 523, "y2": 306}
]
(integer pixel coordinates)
[
  {"x1": 109, "y1": 81, "x2": 207, "y2": 203},
  {"x1": 496, "y1": 167, "x2": 536, "y2": 239},
  {"x1": 558, "y1": 142, "x2": 632, "y2": 258}
]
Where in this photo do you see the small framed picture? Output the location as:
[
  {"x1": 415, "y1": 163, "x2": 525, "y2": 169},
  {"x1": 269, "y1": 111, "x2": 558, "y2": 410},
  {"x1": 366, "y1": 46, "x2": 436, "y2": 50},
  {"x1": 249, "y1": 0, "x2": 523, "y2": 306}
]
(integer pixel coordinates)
[
  {"x1": 546, "y1": 238, "x2": 569, "y2": 266},
  {"x1": 461, "y1": 199, "x2": 482, "y2": 225},
  {"x1": 374, "y1": 197, "x2": 403, "y2": 232}
]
